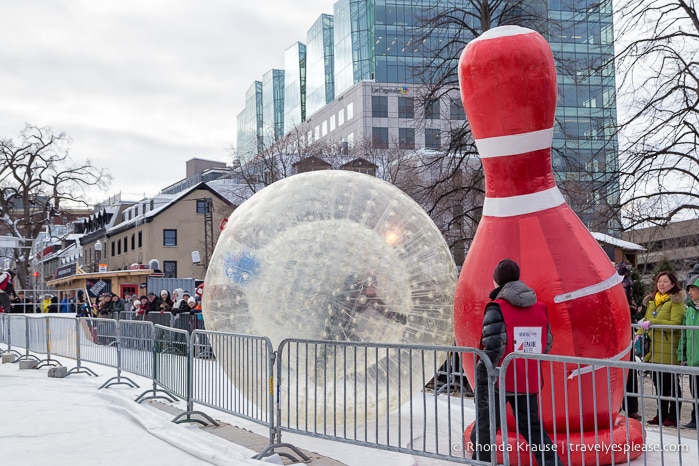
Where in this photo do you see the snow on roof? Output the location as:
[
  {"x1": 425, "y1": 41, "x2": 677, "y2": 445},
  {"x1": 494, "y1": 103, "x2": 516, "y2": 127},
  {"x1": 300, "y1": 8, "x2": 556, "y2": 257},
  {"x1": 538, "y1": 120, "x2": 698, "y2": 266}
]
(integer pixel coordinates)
[
  {"x1": 206, "y1": 179, "x2": 257, "y2": 206},
  {"x1": 591, "y1": 232, "x2": 645, "y2": 251}
]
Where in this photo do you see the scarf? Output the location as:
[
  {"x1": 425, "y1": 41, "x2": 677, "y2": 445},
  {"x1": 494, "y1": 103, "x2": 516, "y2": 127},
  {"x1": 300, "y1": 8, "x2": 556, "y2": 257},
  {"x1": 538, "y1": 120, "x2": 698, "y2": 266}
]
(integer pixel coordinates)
[{"x1": 654, "y1": 292, "x2": 670, "y2": 308}]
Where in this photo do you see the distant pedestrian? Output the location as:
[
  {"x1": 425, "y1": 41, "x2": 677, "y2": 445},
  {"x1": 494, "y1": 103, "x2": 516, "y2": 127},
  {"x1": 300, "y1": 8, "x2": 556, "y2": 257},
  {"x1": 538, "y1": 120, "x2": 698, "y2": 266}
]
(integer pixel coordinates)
[
  {"x1": 187, "y1": 296, "x2": 201, "y2": 313},
  {"x1": 145, "y1": 292, "x2": 161, "y2": 315},
  {"x1": 158, "y1": 289, "x2": 172, "y2": 312},
  {"x1": 11, "y1": 290, "x2": 31, "y2": 314},
  {"x1": 0, "y1": 269, "x2": 17, "y2": 313}
]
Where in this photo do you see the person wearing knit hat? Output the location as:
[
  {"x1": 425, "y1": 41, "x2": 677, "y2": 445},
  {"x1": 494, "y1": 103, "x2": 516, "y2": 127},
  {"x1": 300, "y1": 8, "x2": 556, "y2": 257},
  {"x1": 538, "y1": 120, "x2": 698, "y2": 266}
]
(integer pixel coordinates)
[
  {"x1": 492, "y1": 258, "x2": 520, "y2": 286},
  {"x1": 470, "y1": 259, "x2": 560, "y2": 465}
]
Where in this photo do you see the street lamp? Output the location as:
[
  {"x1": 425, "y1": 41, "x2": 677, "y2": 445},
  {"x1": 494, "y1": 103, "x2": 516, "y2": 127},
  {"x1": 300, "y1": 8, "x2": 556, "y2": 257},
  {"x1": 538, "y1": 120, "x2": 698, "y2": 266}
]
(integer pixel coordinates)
[{"x1": 94, "y1": 240, "x2": 102, "y2": 273}]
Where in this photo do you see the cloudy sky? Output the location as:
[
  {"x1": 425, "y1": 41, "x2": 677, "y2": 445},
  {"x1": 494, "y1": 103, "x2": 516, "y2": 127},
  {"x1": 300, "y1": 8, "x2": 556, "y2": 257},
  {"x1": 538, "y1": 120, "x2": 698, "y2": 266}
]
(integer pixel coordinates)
[{"x1": 0, "y1": 1, "x2": 334, "y2": 204}]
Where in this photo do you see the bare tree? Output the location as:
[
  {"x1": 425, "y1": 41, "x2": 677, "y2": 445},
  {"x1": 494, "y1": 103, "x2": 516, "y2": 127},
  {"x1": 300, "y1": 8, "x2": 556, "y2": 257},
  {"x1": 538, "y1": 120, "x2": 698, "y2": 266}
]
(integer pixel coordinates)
[
  {"x1": 416, "y1": 0, "x2": 549, "y2": 102},
  {"x1": 229, "y1": 125, "x2": 338, "y2": 200},
  {"x1": 0, "y1": 124, "x2": 110, "y2": 288},
  {"x1": 399, "y1": 1, "x2": 557, "y2": 255},
  {"x1": 614, "y1": 0, "x2": 699, "y2": 228}
]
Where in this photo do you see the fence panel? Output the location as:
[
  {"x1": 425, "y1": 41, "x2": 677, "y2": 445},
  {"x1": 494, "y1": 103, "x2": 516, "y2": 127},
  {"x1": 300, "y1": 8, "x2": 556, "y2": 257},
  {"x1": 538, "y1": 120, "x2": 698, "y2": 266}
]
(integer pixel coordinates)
[
  {"x1": 0, "y1": 314, "x2": 6, "y2": 345},
  {"x1": 496, "y1": 350, "x2": 699, "y2": 466},
  {"x1": 118, "y1": 320, "x2": 154, "y2": 379},
  {"x1": 191, "y1": 330, "x2": 273, "y2": 430},
  {"x1": 172, "y1": 313, "x2": 206, "y2": 334},
  {"x1": 275, "y1": 339, "x2": 489, "y2": 463},
  {"x1": 146, "y1": 312, "x2": 174, "y2": 327},
  {"x1": 27, "y1": 316, "x2": 48, "y2": 355},
  {"x1": 78, "y1": 317, "x2": 119, "y2": 369},
  {"x1": 48, "y1": 316, "x2": 78, "y2": 360},
  {"x1": 8, "y1": 315, "x2": 27, "y2": 349},
  {"x1": 153, "y1": 324, "x2": 190, "y2": 399}
]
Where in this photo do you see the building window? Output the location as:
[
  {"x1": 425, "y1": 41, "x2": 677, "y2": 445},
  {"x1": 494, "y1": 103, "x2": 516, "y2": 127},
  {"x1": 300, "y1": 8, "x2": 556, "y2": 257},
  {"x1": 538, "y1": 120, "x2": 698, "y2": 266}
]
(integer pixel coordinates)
[
  {"x1": 131, "y1": 234, "x2": 135, "y2": 250},
  {"x1": 450, "y1": 98, "x2": 466, "y2": 120},
  {"x1": 123, "y1": 237, "x2": 127, "y2": 253},
  {"x1": 196, "y1": 199, "x2": 210, "y2": 214},
  {"x1": 372, "y1": 127, "x2": 389, "y2": 149},
  {"x1": 398, "y1": 97, "x2": 414, "y2": 118},
  {"x1": 372, "y1": 96, "x2": 388, "y2": 118},
  {"x1": 450, "y1": 128, "x2": 469, "y2": 151},
  {"x1": 111, "y1": 241, "x2": 115, "y2": 257},
  {"x1": 425, "y1": 128, "x2": 442, "y2": 149},
  {"x1": 138, "y1": 231, "x2": 142, "y2": 248},
  {"x1": 163, "y1": 260, "x2": 177, "y2": 279},
  {"x1": 117, "y1": 239, "x2": 121, "y2": 255},
  {"x1": 163, "y1": 229, "x2": 177, "y2": 247},
  {"x1": 399, "y1": 128, "x2": 415, "y2": 149},
  {"x1": 425, "y1": 100, "x2": 440, "y2": 119}
]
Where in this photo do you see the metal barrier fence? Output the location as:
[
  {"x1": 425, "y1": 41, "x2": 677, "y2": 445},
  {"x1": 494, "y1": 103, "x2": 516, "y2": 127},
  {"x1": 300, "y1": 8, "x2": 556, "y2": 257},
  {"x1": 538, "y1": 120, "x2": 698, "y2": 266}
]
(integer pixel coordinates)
[
  {"x1": 2, "y1": 313, "x2": 699, "y2": 465},
  {"x1": 274, "y1": 338, "x2": 489, "y2": 463},
  {"x1": 12, "y1": 288, "x2": 85, "y2": 313},
  {"x1": 494, "y1": 351, "x2": 699, "y2": 466}
]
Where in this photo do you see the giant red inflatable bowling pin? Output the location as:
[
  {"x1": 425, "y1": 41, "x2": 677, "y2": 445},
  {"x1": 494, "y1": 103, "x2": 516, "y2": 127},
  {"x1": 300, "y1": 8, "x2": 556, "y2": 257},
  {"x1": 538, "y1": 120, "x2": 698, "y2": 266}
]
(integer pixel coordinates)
[{"x1": 454, "y1": 26, "x2": 643, "y2": 465}]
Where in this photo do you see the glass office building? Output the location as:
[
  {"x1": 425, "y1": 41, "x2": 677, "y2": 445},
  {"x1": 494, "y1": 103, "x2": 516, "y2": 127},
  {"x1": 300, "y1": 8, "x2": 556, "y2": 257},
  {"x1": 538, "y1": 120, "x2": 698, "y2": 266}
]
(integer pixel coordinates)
[
  {"x1": 547, "y1": 0, "x2": 619, "y2": 228},
  {"x1": 262, "y1": 69, "x2": 285, "y2": 148},
  {"x1": 236, "y1": 81, "x2": 263, "y2": 163},
  {"x1": 236, "y1": 0, "x2": 619, "y2": 230},
  {"x1": 284, "y1": 42, "x2": 307, "y2": 134},
  {"x1": 306, "y1": 14, "x2": 335, "y2": 117}
]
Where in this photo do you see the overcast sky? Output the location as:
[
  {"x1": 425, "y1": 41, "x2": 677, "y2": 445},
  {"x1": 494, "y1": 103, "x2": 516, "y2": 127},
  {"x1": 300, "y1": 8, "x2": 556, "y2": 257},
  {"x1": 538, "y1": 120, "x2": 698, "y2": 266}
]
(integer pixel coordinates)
[{"x1": 0, "y1": 0, "x2": 334, "y2": 204}]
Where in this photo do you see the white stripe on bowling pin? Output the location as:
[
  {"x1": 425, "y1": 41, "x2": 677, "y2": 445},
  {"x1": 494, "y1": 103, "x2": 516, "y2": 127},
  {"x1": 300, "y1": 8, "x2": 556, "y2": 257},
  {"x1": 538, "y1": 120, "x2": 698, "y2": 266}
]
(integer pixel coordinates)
[
  {"x1": 554, "y1": 272, "x2": 623, "y2": 304},
  {"x1": 470, "y1": 25, "x2": 535, "y2": 43},
  {"x1": 483, "y1": 186, "x2": 565, "y2": 216},
  {"x1": 475, "y1": 128, "x2": 554, "y2": 158}
]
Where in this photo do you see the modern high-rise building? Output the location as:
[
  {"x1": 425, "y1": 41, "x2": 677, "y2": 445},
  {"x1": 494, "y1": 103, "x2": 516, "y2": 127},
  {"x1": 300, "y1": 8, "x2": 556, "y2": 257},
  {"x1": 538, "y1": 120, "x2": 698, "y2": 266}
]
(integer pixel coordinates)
[
  {"x1": 262, "y1": 69, "x2": 285, "y2": 148},
  {"x1": 236, "y1": 81, "x2": 263, "y2": 159},
  {"x1": 236, "y1": 0, "x2": 619, "y2": 232},
  {"x1": 284, "y1": 42, "x2": 307, "y2": 135},
  {"x1": 306, "y1": 14, "x2": 335, "y2": 117}
]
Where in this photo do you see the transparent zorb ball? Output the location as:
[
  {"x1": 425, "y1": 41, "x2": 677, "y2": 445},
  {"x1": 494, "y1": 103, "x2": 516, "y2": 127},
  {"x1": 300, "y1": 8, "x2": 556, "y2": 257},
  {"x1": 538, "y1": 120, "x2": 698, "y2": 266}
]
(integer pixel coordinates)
[{"x1": 203, "y1": 171, "x2": 457, "y2": 425}]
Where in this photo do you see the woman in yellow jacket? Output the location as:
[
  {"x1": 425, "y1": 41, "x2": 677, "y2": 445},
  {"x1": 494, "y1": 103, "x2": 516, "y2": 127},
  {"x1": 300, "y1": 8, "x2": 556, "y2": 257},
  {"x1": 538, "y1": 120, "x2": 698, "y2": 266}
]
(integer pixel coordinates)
[
  {"x1": 40, "y1": 295, "x2": 52, "y2": 313},
  {"x1": 637, "y1": 271, "x2": 686, "y2": 427}
]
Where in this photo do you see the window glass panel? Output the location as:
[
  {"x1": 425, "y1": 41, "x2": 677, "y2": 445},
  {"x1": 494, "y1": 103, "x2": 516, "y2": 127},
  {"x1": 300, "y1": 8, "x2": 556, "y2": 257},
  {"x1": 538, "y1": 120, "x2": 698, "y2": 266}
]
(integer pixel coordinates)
[
  {"x1": 398, "y1": 97, "x2": 414, "y2": 118},
  {"x1": 425, "y1": 100, "x2": 440, "y2": 119},
  {"x1": 450, "y1": 98, "x2": 465, "y2": 120},
  {"x1": 164, "y1": 229, "x2": 177, "y2": 247},
  {"x1": 425, "y1": 128, "x2": 441, "y2": 149},
  {"x1": 399, "y1": 127, "x2": 415, "y2": 149},
  {"x1": 372, "y1": 127, "x2": 389, "y2": 148},
  {"x1": 372, "y1": 96, "x2": 388, "y2": 118}
]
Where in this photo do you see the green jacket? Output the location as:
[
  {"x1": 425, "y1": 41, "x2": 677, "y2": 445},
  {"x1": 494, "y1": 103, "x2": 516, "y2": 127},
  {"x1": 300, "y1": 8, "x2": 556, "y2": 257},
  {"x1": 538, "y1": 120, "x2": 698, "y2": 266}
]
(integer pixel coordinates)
[
  {"x1": 638, "y1": 291, "x2": 686, "y2": 364},
  {"x1": 677, "y1": 300, "x2": 699, "y2": 367}
]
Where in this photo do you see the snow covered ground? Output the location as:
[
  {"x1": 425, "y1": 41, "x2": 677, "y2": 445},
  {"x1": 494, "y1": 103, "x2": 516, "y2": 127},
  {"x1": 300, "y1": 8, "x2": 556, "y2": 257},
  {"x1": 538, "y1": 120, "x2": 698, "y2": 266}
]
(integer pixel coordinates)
[{"x1": 1, "y1": 350, "x2": 697, "y2": 465}]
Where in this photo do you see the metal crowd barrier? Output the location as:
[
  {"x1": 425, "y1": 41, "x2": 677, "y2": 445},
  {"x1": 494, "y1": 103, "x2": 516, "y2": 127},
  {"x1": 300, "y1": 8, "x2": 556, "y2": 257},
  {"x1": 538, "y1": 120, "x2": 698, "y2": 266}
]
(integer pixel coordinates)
[
  {"x1": 188, "y1": 331, "x2": 274, "y2": 446},
  {"x1": 495, "y1": 351, "x2": 699, "y2": 466},
  {"x1": 172, "y1": 312, "x2": 206, "y2": 334},
  {"x1": 272, "y1": 338, "x2": 489, "y2": 463},
  {"x1": 3, "y1": 315, "x2": 699, "y2": 465}
]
